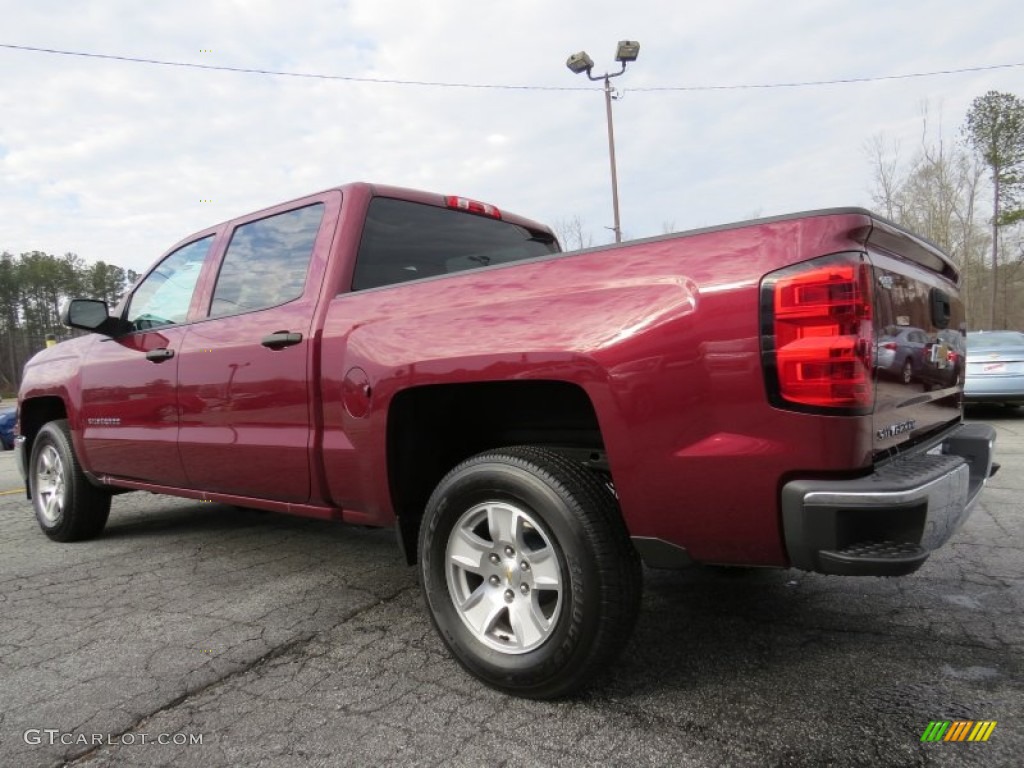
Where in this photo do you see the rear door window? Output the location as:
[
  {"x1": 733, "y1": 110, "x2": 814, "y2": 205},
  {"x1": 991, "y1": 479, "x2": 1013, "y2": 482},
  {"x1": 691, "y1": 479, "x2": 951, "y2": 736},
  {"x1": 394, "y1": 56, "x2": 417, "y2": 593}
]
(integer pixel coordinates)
[
  {"x1": 210, "y1": 203, "x2": 324, "y2": 317},
  {"x1": 351, "y1": 198, "x2": 559, "y2": 291}
]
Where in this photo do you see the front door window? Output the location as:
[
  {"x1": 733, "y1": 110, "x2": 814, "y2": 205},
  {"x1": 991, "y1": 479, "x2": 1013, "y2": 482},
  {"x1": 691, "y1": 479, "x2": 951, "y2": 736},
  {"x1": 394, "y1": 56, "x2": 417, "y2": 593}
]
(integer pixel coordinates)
[{"x1": 126, "y1": 237, "x2": 213, "y2": 331}]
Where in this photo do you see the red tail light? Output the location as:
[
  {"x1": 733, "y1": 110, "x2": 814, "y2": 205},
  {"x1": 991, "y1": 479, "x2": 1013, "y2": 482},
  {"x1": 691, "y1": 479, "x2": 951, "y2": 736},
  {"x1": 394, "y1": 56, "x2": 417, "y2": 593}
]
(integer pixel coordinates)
[
  {"x1": 883, "y1": 342, "x2": 898, "y2": 351},
  {"x1": 761, "y1": 254, "x2": 874, "y2": 413},
  {"x1": 445, "y1": 195, "x2": 501, "y2": 219}
]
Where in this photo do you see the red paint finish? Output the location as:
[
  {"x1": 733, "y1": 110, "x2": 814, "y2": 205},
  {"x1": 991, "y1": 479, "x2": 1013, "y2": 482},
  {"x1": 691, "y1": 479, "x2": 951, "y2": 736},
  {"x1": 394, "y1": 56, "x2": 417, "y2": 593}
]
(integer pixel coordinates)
[
  {"x1": 176, "y1": 305, "x2": 315, "y2": 502},
  {"x1": 319, "y1": 210, "x2": 885, "y2": 565},
  {"x1": 18, "y1": 182, "x2": 966, "y2": 570},
  {"x1": 175, "y1": 191, "x2": 341, "y2": 502},
  {"x1": 80, "y1": 329, "x2": 192, "y2": 486}
]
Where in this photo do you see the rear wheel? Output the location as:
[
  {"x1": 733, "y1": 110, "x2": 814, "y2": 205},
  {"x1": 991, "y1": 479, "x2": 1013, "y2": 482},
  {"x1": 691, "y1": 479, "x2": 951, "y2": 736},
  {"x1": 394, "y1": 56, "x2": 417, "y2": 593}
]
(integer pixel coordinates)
[
  {"x1": 30, "y1": 420, "x2": 111, "y2": 541},
  {"x1": 900, "y1": 359, "x2": 913, "y2": 384},
  {"x1": 419, "y1": 446, "x2": 641, "y2": 699}
]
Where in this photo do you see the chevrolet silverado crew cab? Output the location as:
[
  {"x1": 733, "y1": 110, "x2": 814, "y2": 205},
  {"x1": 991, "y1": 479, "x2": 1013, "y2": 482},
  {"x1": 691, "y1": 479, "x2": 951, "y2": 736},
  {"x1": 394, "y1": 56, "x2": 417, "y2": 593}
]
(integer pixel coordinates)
[{"x1": 14, "y1": 182, "x2": 997, "y2": 698}]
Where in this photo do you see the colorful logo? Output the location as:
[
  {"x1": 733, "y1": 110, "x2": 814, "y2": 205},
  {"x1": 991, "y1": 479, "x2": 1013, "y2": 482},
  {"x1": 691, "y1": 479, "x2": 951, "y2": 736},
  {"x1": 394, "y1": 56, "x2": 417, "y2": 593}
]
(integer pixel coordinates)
[{"x1": 921, "y1": 721, "x2": 997, "y2": 742}]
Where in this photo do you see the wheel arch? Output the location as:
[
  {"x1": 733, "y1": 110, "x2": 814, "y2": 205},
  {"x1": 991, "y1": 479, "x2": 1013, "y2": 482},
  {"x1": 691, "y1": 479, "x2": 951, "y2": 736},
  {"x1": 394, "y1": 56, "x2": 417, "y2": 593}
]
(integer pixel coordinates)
[
  {"x1": 386, "y1": 380, "x2": 607, "y2": 565},
  {"x1": 17, "y1": 396, "x2": 69, "y2": 497}
]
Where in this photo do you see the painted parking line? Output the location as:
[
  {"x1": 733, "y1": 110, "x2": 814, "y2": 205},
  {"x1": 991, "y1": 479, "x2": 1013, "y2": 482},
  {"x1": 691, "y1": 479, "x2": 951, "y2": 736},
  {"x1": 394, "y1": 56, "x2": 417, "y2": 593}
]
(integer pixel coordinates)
[{"x1": 1, "y1": 488, "x2": 25, "y2": 495}]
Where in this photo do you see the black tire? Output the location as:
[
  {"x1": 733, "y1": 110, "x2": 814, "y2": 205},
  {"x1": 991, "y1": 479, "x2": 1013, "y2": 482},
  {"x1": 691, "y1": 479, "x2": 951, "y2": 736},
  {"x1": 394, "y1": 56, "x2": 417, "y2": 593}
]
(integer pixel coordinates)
[
  {"x1": 29, "y1": 420, "x2": 111, "y2": 542},
  {"x1": 418, "y1": 446, "x2": 642, "y2": 699}
]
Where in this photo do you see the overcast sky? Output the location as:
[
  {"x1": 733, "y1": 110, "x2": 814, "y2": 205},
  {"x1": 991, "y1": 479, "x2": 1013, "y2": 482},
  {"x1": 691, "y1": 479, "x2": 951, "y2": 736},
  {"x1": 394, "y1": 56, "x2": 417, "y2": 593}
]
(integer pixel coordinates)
[{"x1": 1, "y1": 0, "x2": 1021, "y2": 274}]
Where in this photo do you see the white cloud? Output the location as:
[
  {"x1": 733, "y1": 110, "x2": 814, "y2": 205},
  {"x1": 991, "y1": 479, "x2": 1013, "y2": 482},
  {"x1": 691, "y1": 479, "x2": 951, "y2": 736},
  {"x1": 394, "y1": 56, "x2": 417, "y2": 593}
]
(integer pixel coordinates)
[{"x1": 0, "y1": 0, "x2": 1021, "y2": 274}]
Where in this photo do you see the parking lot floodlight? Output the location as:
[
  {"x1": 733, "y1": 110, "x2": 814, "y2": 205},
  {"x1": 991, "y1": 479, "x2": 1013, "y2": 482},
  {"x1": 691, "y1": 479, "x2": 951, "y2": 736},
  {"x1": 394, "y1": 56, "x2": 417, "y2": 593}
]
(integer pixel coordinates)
[
  {"x1": 615, "y1": 40, "x2": 640, "y2": 63},
  {"x1": 566, "y1": 51, "x2": 594, "y2": 74},
  {"x1": 565, "y1": 40, "x2": 640, "y2": 244}
]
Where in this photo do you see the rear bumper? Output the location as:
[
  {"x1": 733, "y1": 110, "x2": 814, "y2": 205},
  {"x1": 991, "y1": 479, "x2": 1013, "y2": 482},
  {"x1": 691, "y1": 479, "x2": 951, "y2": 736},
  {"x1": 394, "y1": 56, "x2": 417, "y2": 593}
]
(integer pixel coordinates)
[
  {"x1": 782, "y1": 422, "x2": 996, "y2": 576},
  {"x1": 964, "y1": 374, "x2": 1024, "y2": 403},
  {"x1": 964, "y1": 391, "x2": 1024, "y2": 404}
]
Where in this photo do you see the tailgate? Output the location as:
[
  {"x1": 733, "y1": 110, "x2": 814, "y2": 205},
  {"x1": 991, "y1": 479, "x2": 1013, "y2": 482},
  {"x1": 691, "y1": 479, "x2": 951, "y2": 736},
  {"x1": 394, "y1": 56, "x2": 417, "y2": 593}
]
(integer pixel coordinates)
[{"x1": 867, "y1": 220, "x2": 964, "y2": 458}]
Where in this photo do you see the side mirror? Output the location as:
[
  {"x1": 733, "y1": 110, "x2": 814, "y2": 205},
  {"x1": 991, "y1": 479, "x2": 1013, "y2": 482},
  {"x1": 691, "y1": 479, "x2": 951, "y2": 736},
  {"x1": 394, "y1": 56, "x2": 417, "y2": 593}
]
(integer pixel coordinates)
[{"x1": 61, "y1": 298, "x2": 129, "y2": 337}]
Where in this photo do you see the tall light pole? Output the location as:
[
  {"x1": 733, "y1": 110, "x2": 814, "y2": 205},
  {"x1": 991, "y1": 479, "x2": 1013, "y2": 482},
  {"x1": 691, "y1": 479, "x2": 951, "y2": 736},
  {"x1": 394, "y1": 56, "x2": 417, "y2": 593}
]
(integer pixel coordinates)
[{"x1": 566, "y1": 40, "x2": 640, "y2": 244}]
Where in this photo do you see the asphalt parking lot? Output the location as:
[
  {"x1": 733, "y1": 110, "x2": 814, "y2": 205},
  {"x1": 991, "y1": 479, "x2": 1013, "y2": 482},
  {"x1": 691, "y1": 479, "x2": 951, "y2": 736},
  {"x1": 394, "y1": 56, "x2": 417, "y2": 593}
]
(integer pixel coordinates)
[{"x1": 1, "y1": 410, "x2": 1021, "y2": 768}]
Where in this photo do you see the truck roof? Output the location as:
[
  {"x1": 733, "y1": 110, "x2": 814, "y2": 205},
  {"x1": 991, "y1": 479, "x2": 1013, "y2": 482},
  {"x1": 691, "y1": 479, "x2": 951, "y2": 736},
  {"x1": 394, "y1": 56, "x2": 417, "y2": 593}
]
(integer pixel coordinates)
[{"x1": 190, "y1": 182, "x2": 556, "y2": 242}]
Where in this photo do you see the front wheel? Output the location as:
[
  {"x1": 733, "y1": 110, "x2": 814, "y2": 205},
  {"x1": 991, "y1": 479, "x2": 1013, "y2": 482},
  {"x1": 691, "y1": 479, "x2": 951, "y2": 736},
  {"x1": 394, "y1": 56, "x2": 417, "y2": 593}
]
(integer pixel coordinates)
[
  {"x1": 29, "y1": 420, "x2": 111, "y2": 541},
  {"x1": 418, "y1": 446, "x2": 642, "y2": 699}
]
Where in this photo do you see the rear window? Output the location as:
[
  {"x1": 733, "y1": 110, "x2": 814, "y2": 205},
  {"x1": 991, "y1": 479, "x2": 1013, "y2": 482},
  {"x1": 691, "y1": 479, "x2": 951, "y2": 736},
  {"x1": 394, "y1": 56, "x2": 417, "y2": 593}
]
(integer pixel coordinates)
[{"x1": 350, "y1": 198, "x2": 559, "y2": 291}]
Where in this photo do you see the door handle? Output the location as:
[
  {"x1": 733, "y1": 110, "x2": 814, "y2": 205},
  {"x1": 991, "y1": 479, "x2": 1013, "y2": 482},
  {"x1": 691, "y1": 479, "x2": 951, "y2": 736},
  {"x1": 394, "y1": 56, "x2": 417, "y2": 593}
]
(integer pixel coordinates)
[
  {"x1": 145, "y1": 348, "x2": 175, "y2": 362},
  {"x1": 261, "y1": 331, "x2": 303, "y2": 349}
]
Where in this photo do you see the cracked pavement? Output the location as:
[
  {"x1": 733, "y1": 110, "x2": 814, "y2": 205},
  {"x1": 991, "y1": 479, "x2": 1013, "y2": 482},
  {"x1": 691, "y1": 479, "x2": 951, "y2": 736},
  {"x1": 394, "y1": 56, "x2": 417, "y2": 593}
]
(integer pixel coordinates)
[{"x1": 0, "y1": 409, "x2": 1021, "y2": 767}]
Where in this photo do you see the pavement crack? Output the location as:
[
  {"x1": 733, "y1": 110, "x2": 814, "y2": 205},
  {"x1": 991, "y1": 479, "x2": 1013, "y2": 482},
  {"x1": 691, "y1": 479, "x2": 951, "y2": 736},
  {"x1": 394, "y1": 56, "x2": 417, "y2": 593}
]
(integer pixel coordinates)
[{"x1": 61, "y1": 582, "x2": 418, "y2": 765}]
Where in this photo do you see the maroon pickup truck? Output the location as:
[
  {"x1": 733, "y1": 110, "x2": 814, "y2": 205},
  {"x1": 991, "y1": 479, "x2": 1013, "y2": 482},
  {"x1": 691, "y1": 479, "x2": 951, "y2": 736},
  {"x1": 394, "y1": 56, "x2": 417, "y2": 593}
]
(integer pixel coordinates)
[{"x1": 14, "y1": 182, "x2": 997, "y2": 698}]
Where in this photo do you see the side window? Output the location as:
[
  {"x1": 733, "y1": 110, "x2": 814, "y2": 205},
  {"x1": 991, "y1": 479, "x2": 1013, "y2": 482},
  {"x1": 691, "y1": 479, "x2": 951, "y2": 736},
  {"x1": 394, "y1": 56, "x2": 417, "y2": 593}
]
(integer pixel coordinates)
[
  {"x1": 125, "y1": 236, "x2": 213, "y2": 331},
  {"x1": 351, "y1": 198, "x2": 559, "y2": 291},
  {"x1": 210, "y1": 204, "x2": 324, "y2": 317}
]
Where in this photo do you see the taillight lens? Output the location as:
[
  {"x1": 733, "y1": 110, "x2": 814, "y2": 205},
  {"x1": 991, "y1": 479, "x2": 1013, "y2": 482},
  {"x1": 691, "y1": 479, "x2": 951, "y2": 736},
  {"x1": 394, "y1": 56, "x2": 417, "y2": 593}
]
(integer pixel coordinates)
[{"x1": 761, "y1": 254, "x2": 874, "y2": 413}]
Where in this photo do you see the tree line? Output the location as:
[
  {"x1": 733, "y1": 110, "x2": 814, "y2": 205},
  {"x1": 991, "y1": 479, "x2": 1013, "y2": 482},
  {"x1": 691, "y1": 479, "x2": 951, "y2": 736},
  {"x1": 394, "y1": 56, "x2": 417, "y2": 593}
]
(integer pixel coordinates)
[
  {"x1": 0, "y1": 251, "x2": 138, "y2": 393},
  {"x1": 869, "y1": 90, "x2": 1024, "y2": 331}
]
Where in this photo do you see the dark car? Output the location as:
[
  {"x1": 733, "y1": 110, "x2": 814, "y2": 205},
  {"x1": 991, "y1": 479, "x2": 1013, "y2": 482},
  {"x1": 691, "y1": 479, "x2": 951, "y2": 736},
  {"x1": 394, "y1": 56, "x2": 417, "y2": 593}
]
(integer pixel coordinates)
[
  {"x1": 920, "y1": 329, "x2": 966, "y2": 389},
  {"x1": 965, "y1": 330, "x2": 1024, "y2": 406},
  {"x1": 0, "y1": 405, "x2": 15, "y2": 450},
  {"x1": 875, "y1": 326, "x2": 930, "y2": 384}
]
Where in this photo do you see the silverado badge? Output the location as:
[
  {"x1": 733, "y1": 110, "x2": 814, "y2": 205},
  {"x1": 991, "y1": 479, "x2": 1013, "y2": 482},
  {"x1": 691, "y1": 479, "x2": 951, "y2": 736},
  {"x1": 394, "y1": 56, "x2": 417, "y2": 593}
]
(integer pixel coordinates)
[{"x1": 877, "y1": 420, "x2": 916, "y2": 440}]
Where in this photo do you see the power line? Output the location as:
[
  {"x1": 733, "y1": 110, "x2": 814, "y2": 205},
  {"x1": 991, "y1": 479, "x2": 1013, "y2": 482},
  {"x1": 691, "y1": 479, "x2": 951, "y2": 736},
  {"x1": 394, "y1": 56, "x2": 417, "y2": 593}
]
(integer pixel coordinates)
[
  {"x1": 2, "y1": 42, "x2": 1022, "y2": 93},
  {"x1": 633, "y1": 61, "x2": 1024, "y2": 91},
  {"x1": 0, "y1": 43, "x2": 586, "y2": 91}
]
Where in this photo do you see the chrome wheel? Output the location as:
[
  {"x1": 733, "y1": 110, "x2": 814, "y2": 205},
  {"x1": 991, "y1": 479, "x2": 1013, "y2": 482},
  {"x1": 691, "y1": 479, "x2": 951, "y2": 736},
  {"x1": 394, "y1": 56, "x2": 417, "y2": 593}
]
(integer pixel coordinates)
[
  {"x1": 29, "y1": 420, "x2": 112, "y2": 541},
  {"x1": 35, "y1": 444, "x2": 67, "y2": 525},
  {"x1": 421, "y1": 447, "x2": 642, "y2": 697},
  {"x1": 445, "y1": 501, "x2": 563, "y2": 654}
]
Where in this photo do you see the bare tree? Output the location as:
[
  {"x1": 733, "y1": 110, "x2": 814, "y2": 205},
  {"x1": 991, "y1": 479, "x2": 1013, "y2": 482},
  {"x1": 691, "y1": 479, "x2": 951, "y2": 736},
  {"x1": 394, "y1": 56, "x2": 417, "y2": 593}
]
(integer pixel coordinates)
[
  {"x1": 867, "y1": 134, "x2": 901, "y2": 219},
  {"x1": 867, "y1": 109, "x2": 991, "y2": 328},
  {"x1": 551, "y1": 216, "x2": 595, "y2": 252}
]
